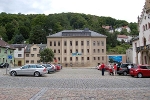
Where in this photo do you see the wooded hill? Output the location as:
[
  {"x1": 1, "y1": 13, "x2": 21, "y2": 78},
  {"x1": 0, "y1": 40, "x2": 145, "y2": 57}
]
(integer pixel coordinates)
[{"x1": 0, "y1": 12, "x2": 138, "y2": 54}]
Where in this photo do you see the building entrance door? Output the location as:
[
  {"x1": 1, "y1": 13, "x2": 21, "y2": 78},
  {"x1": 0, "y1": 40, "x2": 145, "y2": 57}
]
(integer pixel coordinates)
[{"x1": 18, "y1": 61, "x2": 22, "y2": 66}]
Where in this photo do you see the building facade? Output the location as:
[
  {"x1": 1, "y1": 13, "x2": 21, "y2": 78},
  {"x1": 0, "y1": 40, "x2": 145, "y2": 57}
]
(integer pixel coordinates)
[
  {"x1": 11, "y1": 44, "x2": 27, "y2": 66},
  {"x1": 24, "y1": 44, "x2": 47, "y2": 65},
  {"x1": 133, "y1": 0, "x2": 150, "y2": 65},
  {"x1": 47, "y1": 28, "x2": 107, "y2": 67},
  {"x1": 126, "y1": 47, "x2": 133, "y2": 63},
  {"x1": 0, "y1": 39, "x2": 15, "y2": 65}
]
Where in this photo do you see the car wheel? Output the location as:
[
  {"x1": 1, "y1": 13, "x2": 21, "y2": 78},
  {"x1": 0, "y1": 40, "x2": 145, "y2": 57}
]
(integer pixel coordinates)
[
  {"x1": 34, "y1": 71, "x2": 40, "y2": 77},
  {"x1": 137, "y1": 73, "x2": 143, "y2": 78},
  {"x1": 10, "y1": 71, "x2": 17, "y2": 76},
  {"x1": 123, "y1": 71, "x2": 127, "y2": 76}
]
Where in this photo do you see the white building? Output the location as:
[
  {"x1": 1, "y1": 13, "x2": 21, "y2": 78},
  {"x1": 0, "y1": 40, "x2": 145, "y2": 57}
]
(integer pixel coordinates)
[
  {"x1": 132, "y1": 0, "x2": 150, "y2": 65},
  {"x1": 11, "y1": 44, "x2": 27, "y2": 66},
  {"x1": 126, "y1": 47, "x2": 133, "y2": 63},
  {"x1": 117, "y1": 35, "x2": 128, "y2": 42},
  {"x1": 115, "y1": 26, "x2": 131, "y2": 33}
]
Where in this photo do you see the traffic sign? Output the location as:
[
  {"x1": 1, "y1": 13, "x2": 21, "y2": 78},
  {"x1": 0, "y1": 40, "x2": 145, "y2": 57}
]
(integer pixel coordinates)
[{"x1": 8, "y1": 55, "x2": 12, "y2": 59}]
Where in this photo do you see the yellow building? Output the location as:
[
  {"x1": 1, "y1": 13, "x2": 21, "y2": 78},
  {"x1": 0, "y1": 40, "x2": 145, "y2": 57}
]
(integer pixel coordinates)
[{"x1": 47, "y1": 28, "x2": 107, "y2": 67}]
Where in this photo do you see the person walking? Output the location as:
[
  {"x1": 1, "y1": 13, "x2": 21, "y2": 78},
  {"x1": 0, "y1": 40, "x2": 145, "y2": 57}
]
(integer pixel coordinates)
[
  {"x1": 101, "y1": 62, "x2": 105, "y2": 76},
  {"x1": 113, "y1": 63, "x2": 117, "y2": 75}
]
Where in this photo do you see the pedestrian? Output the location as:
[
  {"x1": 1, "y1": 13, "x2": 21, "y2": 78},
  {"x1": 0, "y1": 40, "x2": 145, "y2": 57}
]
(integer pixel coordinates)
[
  {"x1": 113, "y1": 63, "x2": 117, "y2": 75},
  {"x1": 101, "y1": 62, "x2": 105, "y2": 76}
]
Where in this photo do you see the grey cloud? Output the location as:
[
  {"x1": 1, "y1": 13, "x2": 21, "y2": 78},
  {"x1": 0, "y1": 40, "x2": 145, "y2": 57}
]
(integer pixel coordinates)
[{"x1": 0, "y1": 0, "x2": 52, "y2": 14}]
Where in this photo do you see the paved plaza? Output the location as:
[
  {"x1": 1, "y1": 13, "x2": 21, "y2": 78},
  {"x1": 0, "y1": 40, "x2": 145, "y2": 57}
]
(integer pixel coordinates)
[{"x1": 0, "y1": 67, "x2": 150, "y2": 100}]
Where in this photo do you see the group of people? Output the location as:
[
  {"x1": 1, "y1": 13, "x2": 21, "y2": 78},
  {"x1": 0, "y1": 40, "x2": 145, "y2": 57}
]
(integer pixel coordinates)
[{"x1": 99, "y1": 62, "x2": 118, "y2": 76}]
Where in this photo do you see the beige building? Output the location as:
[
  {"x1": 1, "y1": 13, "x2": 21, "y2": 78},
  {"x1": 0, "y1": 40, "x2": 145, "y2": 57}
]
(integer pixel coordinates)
[
  {"x1": 24, "y1": 44, "x2": 47, "y2": 64},
  {"x1": 47, "y1": 28, "x2": 107, "y2": 67}
]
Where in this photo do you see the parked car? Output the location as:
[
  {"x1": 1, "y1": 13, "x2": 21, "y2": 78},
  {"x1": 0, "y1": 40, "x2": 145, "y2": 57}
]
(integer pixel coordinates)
[
  {"x1": 9, "y1": 64, "x2": 48, "y2": 77},
  {"x1": 41, "y1": 64, "x2": 55, "y2": 73},
  {"x1": 117, "y1": 63, "x2": 134, "y2": 75},
  {"x1": 130, "y1": 65, "x2": 150, "y2": 78},
  {"x1": 55, "y1": 64, "x2": 61, "y2": 70},
  {"x1": 57, "y1": 63, "x2": 62, "y2": 69},
  {"x1": 0, "y1": 63, "x2": 9, "y2": 68},
  {"x1": 50, "y1": 64, "x2": 57, "y2": 71}
]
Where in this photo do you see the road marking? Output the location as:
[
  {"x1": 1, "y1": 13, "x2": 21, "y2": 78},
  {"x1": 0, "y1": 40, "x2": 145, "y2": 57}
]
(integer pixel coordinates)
[{"x1": 29, "y1": 87, "x2": 48, "y2": 100}]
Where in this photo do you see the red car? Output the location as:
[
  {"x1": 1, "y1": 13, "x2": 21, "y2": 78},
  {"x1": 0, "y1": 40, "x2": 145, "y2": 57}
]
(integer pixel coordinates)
[
  {"x1": 55, "y1": 64, "x2": 61, "y2": 70},
  {"x1": 130, "y1": 65, "x2": 150, "y2": 78}
]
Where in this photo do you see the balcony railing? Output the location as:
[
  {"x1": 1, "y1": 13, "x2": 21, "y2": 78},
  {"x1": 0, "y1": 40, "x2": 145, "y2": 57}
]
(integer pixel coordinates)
[{"x1": 136, "y1": 45, "x2": 150, "y2": 52}]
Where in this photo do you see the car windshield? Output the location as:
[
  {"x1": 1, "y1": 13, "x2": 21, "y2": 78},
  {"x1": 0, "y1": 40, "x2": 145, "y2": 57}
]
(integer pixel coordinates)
[
  {"x1": 146, "y1": 66, "x2": 150, "y2": 69},
  {"x1": 46, "y1": 64, "x2": 51, "y2": 67}
]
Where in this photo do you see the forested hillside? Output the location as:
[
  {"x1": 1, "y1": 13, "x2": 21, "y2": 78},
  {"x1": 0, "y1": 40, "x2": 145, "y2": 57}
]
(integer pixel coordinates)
[{"x1": 0, "y1": 12, "x2": 138, "y2": 54}]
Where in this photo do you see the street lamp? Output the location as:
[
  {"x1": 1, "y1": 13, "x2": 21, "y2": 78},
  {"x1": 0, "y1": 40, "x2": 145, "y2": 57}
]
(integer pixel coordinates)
[{"x1": 4, "y1": 47, "x2": 8, "y2": 75}]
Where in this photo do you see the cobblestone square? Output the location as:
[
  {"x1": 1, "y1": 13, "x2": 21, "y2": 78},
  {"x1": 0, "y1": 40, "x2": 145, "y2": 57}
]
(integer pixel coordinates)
[{"x1": 0, "y1": 67, "x2": 150, "y2": 100}]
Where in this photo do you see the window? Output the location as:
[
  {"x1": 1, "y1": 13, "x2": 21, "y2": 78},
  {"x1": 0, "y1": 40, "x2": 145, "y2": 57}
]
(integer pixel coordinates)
[
  {"x1": 98, "y1": 49, "x2": 100, "y2": 53},
  {"x1": 64, "y1": 49, "x2": 67, "y2": 53},
  {"x1": 97, "y1": 41, "x2": 100, "y2": 46},
  {"x1": 146, "y1": 24, "x2": 147, "y2": 30},
  {"x1": 87, "y1": 41, "x2": 89, "y2": 46},
  {"x1": 33, "y1": 48, "x2": 37, "y2": 51},
  {"x1": 87, "y1": 49, "x2": 89, "y2": 53},
  {"x1": 98, "y1": 57, "x2": 100, "y2": 60},
  {"x1": 54, "y1": 49, "x2": 56, "y2": 53},
  {"x1": 76, "y1": 41, "x2": 78, "y2": 46},
  {"x1": 143, "y1": 25, "x2": 145, "y2": 31},
  {"x1": 93, "y1": 41, "x2": 96, "y2": 46},
  {"x1": 31, "y1": 54, "x2": 34, "y2": 57},
  {"x1": 26, "y1": 60, "x2": 29, "y2": 63},
  {"x1": 70, "y1": 57, "x2": 72, "y2": 61},
  {"x1": 140, "y1": 66, "x2": 148, "y2": 69},
  {"x1": 50, "y1": 41, "x2": 52, "y2": 46},
  {"x1": 76, "y1": 57, "x2": 78, "y2": 61},
  {"x1": 87, "y1": 57, "x2": 89, "y2": 60},
  {"x1": 18, "y1": 54, "x2": 22, "y2": 57},
  {"x1": 58, "y1": 41, "x2": 60, "y2": 46},
  {"x1": 58, "y1": 57, "x2": 60, "y2": 61},
  {"x1": 54, "y1": 41, "x2": 56, "y2": 46},
  {"x1": 82, "y1": 57, "x2": 84, "y2": 60},
  {"x1": 18, "y1": 48, "x2": 22, "y2": 51},
  {"x1": 135, "y1": 43, "x2": 137, "y2": 50},
  {"x1": 31, "y1": 60, "x2": 34, "y2": 63},
  {"x1": 70, "y1": 41, "x2": 72, "y2": 46},
  {"x1": 149, "y1": 23, "x2": 150, "y2": 29},
  {"x1": 93, "y1": 57, "x2": 96, "y2": 60},
  {"x1": 64, "y1": 57, "x2": 67, "y2": 61},
  {"x1": 102, "y1": 49, "x2": 104, "y2": 53},
  {"x1": 64, "y1": 41, "x2": 67, "y2": 46},
  {"x1": 0, "y1": 49, "x2": 1, "y2": 53},
  {"x1": 26, "y1": 54, "x2": 29, "y2": 57},
  {"x1": 58, "y1": 49, "x2": 60, "y2": 53},
  {"x1": 70, "y1": 49, "x2": 72, "y2": 53},
  {"x1": 81, "y1": 41, "x2": 84, "y2": 46},
  {"x1": 37, "y1": 60, "x2": 40, "y2": 63},
  {"x1": 101, "y1": 41, "x2": 104, "y2": 46},
  {"x1": 37, "y1": 54, "x2": 40, "y2": 57},
  {"x1": 93, "y1": 49, "x2": 96, "y2": 53},
  {"x1": 81, "y1": 49, "x2": 84, "y2": 53},
  {"x1": 76, "y1": 49, "x2": 78, "y2": 53}
]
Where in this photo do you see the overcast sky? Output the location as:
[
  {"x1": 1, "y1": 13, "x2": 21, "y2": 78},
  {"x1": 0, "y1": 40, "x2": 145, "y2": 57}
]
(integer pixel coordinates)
[{"x1": 0, "y1": 0, "x2": 145, "y2": 23}]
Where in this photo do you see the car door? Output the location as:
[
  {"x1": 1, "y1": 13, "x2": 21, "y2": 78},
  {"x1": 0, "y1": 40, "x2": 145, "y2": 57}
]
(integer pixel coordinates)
[
  {"x1": 18, "y1": 65, "x2": 29, "y2": 75},
  {"x1": 28, "y1": 65, "x2": 36, "y2": 75},
  {"x1": 140, "y1": 66, "x2": 149, "y2": 76}
]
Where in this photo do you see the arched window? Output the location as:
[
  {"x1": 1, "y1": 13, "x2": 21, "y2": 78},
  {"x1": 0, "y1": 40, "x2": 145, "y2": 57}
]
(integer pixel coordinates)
[{"x1": 143, "y1": 25, "x2": 145, "y2": 31}]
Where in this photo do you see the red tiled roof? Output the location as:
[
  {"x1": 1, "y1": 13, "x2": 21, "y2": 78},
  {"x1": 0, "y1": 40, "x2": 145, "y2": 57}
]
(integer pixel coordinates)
[
  {"x1": 117, "y1": 35, "x2": 128, "y2": 38},
  {"x1": 0, "y1": 39, "x2": 15, "y2": 49}
]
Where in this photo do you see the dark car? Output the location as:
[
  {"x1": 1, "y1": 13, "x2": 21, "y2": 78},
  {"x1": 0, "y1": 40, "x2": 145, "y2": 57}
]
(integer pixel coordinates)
[
  {"x1": 0, "y1": 63, "x2": 9, "y2": 68},
  {"x1": 117, "y1": 63, "x2": 134, "y2": 75},
  {"x1": 130, "y1": 65, "x2": 150, "y2": 78}
]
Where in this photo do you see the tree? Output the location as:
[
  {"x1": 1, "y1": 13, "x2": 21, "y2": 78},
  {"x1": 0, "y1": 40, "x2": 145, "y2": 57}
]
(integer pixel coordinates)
[
  {"x1": 40, "y1": 48, "x2": 54, "y2": 63},
  {"x1": 13, "y1": 34, "x2": 24, "y2": 44},
  {"x1": 29, "y1": 25, "x2": 47, "y2": 44}
]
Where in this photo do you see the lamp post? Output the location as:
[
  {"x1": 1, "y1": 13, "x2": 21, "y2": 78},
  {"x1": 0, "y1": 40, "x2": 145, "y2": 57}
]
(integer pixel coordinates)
[{"x1": 4, "y1": 48, "x2": 8, "y2": 75}]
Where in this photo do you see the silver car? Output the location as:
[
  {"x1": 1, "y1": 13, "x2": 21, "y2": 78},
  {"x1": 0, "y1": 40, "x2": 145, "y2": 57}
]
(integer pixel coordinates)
[{"x1": 9, "y1": 64, "x2": 48, "y2": 77}]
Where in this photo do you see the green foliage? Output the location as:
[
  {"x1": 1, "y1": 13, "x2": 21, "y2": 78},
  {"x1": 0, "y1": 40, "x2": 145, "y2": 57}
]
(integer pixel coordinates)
[
  {"x1": 0, "y1": 12, "x2": 138, "y2": 54},
  {"x1": 40, "y1": 48, "x2": 54, "y2": 63}
]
